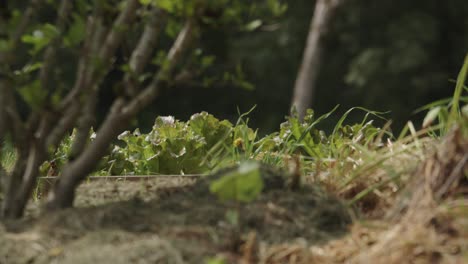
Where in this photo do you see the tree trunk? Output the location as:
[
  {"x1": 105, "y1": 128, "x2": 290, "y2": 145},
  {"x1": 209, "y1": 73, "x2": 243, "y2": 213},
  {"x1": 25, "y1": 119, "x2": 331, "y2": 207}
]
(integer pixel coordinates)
[
  {"x1": 291, "y1": 0, "x2": 345, "y2": 120},
  {"x1": 45, "y1": 18, "x2": 195, "y2": 211},
  {"x1": 45, "y1": 100, "x2": 130, "y2": 210}
]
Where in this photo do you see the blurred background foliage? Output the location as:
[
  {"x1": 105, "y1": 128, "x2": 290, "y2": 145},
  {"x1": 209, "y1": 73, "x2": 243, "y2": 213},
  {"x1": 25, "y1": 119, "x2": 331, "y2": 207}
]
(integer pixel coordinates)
[
  {"x1": 3, "y1": 0, "x2": 468, "y2": 134},
  {"x1": 146, "y1": 0, "x2": 468, "y2": 134}
]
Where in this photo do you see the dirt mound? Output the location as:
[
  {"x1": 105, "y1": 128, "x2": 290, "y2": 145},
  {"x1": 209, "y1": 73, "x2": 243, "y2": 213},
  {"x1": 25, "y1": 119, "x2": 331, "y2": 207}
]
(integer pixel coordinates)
[{"x1": 0, "y1": 165, "x2": 352, "y2": 264}]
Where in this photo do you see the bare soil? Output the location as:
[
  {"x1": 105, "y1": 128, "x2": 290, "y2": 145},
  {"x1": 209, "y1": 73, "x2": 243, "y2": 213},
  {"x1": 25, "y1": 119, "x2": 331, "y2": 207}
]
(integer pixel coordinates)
[{"x1": 0, "y1": 167, "x2": 351, "y2": 264}]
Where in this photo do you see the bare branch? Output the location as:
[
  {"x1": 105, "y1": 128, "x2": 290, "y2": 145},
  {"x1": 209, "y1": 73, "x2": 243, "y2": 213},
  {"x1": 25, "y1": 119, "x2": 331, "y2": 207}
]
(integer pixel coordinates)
[
  {"x1": 165, "y1": 19, "x2": 197, "y2": 77},
  {"x1": 46, "y1": 17, "x2": 198, "y2": 210},
  {"x1": 6, "y1": 109, "x2": 26, "y2": 145},
  {"x1": 46, "y1": 104, "x2": 80, "y2": 148},
  {"x1": 124, "y1": 8, "x2": 167, "y2": 96},
  {"x1": 0, "y1": 166, "x2": 6, "y2": 194},
  {"x1": 0, "y1": 80, "x2": 8, "y2": 141},
  {"x1": 10, "y1": 0, "x2": 43, "y2": 51},
  {"x1": 124, "y1": 18, "x2": 197, "y2": 116},
  {"x1": 11, "y1": 117, "x2": 51, "y2": 218},
  {"x1": 39, "y1": 0, "x2": 72, "y2": 93},
  {"x1": 99, "y1": 0, "x2": 140, "y2": 64},
  {"x1": 46, "y1": 98, "x2": 129, "y2": 209},
  {"x1": 0, "y1": 0, "x2": 44, "y2": 146},
  {"x1": 1, "y1": 79, "x2": 26, "y2": 146},
  {"x1": 290, "y1": 0, "x2": 345, "y2": 120},
  {"x1": 59, "y1": 15, "x2": 103, "y2": 110},
  {"x1": 0, "y1": 93, "x2": 6, "y2": 185},
  {"x1": 48, "y1": 15, "x2": 104, "y2": 148},
  {"x1": 1, "y1": 112, "x2": 52, "y2": 218},
  {"x1": 61, "y1": 0, "x2": 140, "y2": 108},
  {"x1": 68, "y1": 89, "x2": 97, "y2": 160},
  {"x1": 52, "y1": 0, "x2": 140, "y2": 146}
]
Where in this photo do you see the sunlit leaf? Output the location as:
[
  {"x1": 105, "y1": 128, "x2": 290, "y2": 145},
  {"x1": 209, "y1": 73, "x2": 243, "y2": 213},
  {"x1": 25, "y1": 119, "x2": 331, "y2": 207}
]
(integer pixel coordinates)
[
  {"x1": 245, "y1": 19, "x2": 262, "y2": 31},
  {"x1": 64, "y1": 13, "x2": 86, "y2": 47},
  {"x1": 422, "y1": 106, "x2": 441, "y2": 128},
  {"x1": 210, "y1": 161, "x2": 263, "y2": 202}
]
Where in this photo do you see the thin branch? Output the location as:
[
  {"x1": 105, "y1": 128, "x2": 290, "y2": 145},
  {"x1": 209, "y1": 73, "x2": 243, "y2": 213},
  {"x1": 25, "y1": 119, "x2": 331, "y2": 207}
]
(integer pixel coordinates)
[
  {"x1": 68, "y1": 88, "x2": 97, "y2": 160},
  {"x1": 0, "y1": 167, "x2": 6, "y2": 193},
  {"x1": 0, "y1": 95, "x2": 5, "y2": 185},
  {"x1": 51, "y1": 0, "x2": 140, "y2": 147},
  {"x1": 1, "y1": 71, "x2": 24, "y2": 148},
  {"x1": 11, "y1": 117, "x2": 51, "y2": 218},
  {"x1": 61, "y1": 0, "x2": 139, "y2": 109},
  {"x1": 46, "y1": 98, "x2": 128, "y2": 209},
  {"x1": 39, "y1": 0, "x2": 72, "y2": 94},
  {"x1": 0, "y1": 0, "x2": 43, "y2": 63},
  {"x1": 2, "y1": 81, "x2": 26, "y2": 146},
  {"x1": 124, "y1": 8, "x2": 167, "y2": 96},
  {"x1": 0, "y1": 80, "x2": 8, "y2": 142},
  {"x1": 46, "y1": 17, "x2": 198, "y2": 210},
  {"x1": 46, "y1": 104, "x2": 80, "y2": 148},
  {"x1": 98, "y1": 0, "x2": 140, "y2": 64},
  {"x1": 123, "y1": 18, "x2": 197, "y2": 116},
  {"x1": 0, "y1": 0, "x2": 44, "y2": 142},
  {"x1": 47, "y1": 15, "x2": 104, "y2": 148},
  {"x1": 165, "y1": 19, "x2": 197, "y2": 77},
  {"x1": 59, "y1": 15, "x2": 102, "y2": 110},
  {"x1": 9, "y1": 0, "x2": 43, "y2": 53}
]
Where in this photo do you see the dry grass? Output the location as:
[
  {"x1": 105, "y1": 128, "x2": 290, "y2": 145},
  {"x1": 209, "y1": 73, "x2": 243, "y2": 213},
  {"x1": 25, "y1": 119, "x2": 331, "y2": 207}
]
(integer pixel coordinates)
[{"x1": 253, "y1": 124, "x2": 468, "y2": 264}]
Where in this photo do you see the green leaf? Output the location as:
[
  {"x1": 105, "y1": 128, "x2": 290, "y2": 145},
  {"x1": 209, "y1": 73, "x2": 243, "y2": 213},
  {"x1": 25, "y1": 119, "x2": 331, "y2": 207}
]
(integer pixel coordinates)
[
  {"x1": 423, "y1": 106, "x2": 441, "y2": 128},
  {"x1": 245, "y1": 19, "x2": 262, "y2": 31},
  {"x1": 210, "y1": 161, "x2": 263, "y2": 202},
  {"x1": 64, "y1": 13, "x2": 86, "y2": 47},
  {"x1": 18, "y1": 80, "x2": 47, "y2": 109},
  {"x1": 21, "y1": 23, "x2": 60, "y2": 55},
  {"x1": 13, "y1": 62, "x2": 43, "y2": 76},
  {"x1": 0, "y1": 39, "x2": 10, "y2": 52},
  {"x1": 201, "y1": 55, "x2": 216, "y2": 68},
  {"x1": 156, "y1": 0, "x2": 178, "y2": 12},
  {"x1": 139, "y1": 0, "x2": 153, "y2": 5},
  {"x1": 268, "y1": 0, "x2": 288, "y2": 17},
  {"x1": 189, "y1": 112, "x2": 233, "y2": 147},
  {"x1": 449, "y1": 53, "x2": 468, "y2": 123}
]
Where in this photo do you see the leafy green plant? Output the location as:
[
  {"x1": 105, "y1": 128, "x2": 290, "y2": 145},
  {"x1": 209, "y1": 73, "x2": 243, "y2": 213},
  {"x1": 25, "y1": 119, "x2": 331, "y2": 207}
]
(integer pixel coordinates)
[
  {"x1": 103, "y1": 112, "x2": 234, "y2": 175},
  {"x1": 209, "y1": 161, "x2": 263, "y2": 203},
  {"x1": 40, "y1": 128, "x2": 97, "y2": 176},
  {"x1": 42, "y1": 103, "x2": 393, "y2": 182}
]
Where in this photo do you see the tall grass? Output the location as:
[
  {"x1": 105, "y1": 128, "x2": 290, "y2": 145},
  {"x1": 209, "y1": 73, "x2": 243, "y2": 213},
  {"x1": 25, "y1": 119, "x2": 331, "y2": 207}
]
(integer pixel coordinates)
[
  {"x1": 413, "y1": 53, "x2": 468, "y2": 136},
  {"x1": 338, "y1": 53, "x2": 468, "y2": 209}
]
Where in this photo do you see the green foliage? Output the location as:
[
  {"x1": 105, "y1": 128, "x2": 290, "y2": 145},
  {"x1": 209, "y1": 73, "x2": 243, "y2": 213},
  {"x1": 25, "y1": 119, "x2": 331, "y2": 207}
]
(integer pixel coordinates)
[
  {"x1": 204, "y1": 257, "x2": 227, "y2": 264},
  {"x1": 1, "y1": 0, "x2": 285, "y2": 122},
  {"x1": 209, "y1": 161, "x2": 263, "y2": 202},
  {"x1": 102, "y1": 113, "x2": 233, "y2": 175},
  {"x1": 18, "y1": 80, "x2": 47, "y2": 109},
  {"x1": 40, "y1": 128, "x2": 97, "y2": 176},
  {"x1": 21, "y1": 23, "x2": 60, "y2": 55},
  {"x1": 64, "y1": 14, "x2": 86, "y2": 47},
  {"x1": 44, "y1": 105, "x2": 389, "y2": 183},
  {"x1": 256, "y1": 106, "x2": 388, "y2": 163}
]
